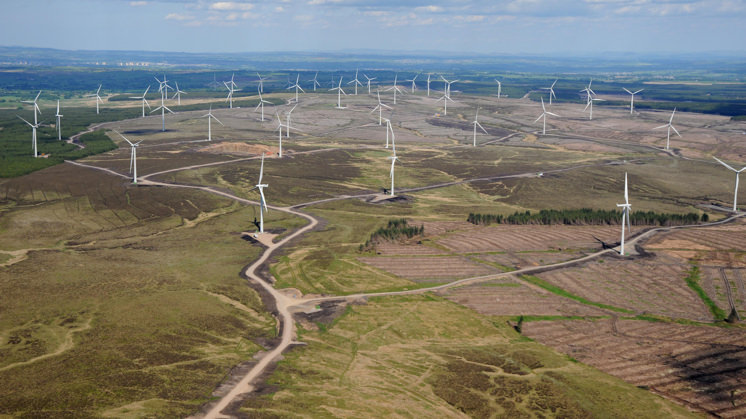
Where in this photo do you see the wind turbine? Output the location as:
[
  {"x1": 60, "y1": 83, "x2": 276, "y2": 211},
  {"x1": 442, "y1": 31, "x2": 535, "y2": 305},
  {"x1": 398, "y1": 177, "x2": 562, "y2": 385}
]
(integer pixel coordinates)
[
  {"x1": 616, "y1": 172, "x2": 632, "y2": 256},
  {"x1": 22, "y1": 91, "x2": 42, "y2": 125},
  {"x1": 308, "y1": 71, "x2": 321, "y2": 92},
  {"x1": 542, "y1": 79, "x2": 558, "y2": 105},
  {"x1": 406, "y1": 74, "x2": 418, "y2": 93},
  {"x1": 155, "y1": 74, "x2": 172, "y2": 100},
  {"x1": 201, "y1": 105, "x2": 223, "y2": 141},
  {"x1": 86, "y1": 85, "x2": 104, "y2": 114},
  {"x1": 584, "y1": 97, "x2": 605, "y2": 120},
  {"x1": 287, "y1": 74, "x2": 305, "y2": 103},
  {"x1": 115, "y1": 131, "x2": 143, "y2": 184},
  {"x1": 275, "y1": 112, "x2": 288, "y2": 157},
  {"x1": 534, "y1": 97, "x2": 558, "y2": 135},
  {"x1": 129, "y1": 85, "x2": 151, "y2": 118},
  {"x1": 285, "y1": 104, "x2": 297, "y2": 138},
  {"x1": 253, "y1": 154, "x2": 269, "y2": 233},
  {"x1": 347, "y1": 69, "x2": 363, "y2": 95},
  {"x1": 330, "y1": 77, "x2": 347, "y2": 109},
  {"x1": 256, "y1": 72, "x2": 265, "y2": 93},
  {"x1": 426, "y1": 73, "x2": 432, "y2": 97},
  {"x1": 55, "y1": 100, "x2": 63, "y2": 141},
  {"x1": 150, "y1": 94, "x2": 174, "y2": 132},
  {"x1": 654, "y1": 108, "x2": 680, "y2": 150},
  {"x1": 17, "y1": 115, "x2": 39, "y2": 158},
  {"x1": 623, "y1": 88, "x2": 644, "y2": 114},
  {"x1": 580, "y1": 78, "x2": 595, "y2": 104},
  {"x1": 384, "y1": 118, "x2": 395, "y2": 149},
  {"x1": 363, "y1": 74, "x2": 376, "y2": 94},
  {"x1": 713, "y1": 157, "x2": 746, "y2": 212},
  {"x1": 495, "y1": 79, "x2": 502, "y2": 100},
  {"x1": 255, "y1": 88, "x2": 272, "y2": 121},
  {"x1": 472, "y1": 107, "x2": 488, "y2": 146},
  {"x1": 224, "y1": 73, "x2": 239, "y2": 108},
  {"x1": 171, "y1": 81, "x2": 186, "y2": 105},
  {"x1": 436, "y1": 86, "x2": 454, "y2": 115},
  {"x1": 385, "y1": 74, "x2": 405, "y2": 104},
  {"x1": 388, "y1": 126, "x2": 398, "y2": 196},
  {"x1": 370, "y1": 89, "x2": 391, "y2": 125},
  {"x1": 440, "y1": 75, "x2": 458, "y2": 98}
]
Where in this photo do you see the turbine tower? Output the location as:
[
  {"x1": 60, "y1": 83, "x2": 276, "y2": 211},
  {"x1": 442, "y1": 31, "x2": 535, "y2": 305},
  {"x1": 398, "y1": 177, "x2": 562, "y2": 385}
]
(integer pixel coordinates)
[
  {"x1": 129, "y1": 85, "x2": 151, "y2": 118},
  {"x1": 384, "y1": 118, "x2": 395, "y2": 149},
  {"x1": 495, "y1": 79, "x2": 502, "y2": 100},
  {"x1": 580, "y1": 78, "x2": 595, "y2": 104},
  {"x1": 254, "y1": 154, "x2": 269, "y2": 234},
  {"x1": 542, "y1": 79, "x2": 557, "y2": 105},
  {"x1": 472, "y1": 107, "x2": 487, "y2": 147},
  {"x1": 440, "y1": 75, "x2": 458, "y2": 97},
  {"x1": 370, "y1": 89, "x2": 391, "y2": 125},
  {"x1": 275, "y1": 112, "x2": 288, "y2": 157},
  {"x1": 287, "y1": 74, "x2": 305, "y2": 103},
  {"x1": 285, "y1": 104, "x2": 297, "y2": 138},
  {"x1": 171, "y1": 81, "x2": 186, "y2": 105},
  {"x1": 426, "y1": 73, "x2": 432, "y2": 97},
  {"x1": 55, "y1": 100, "x2": 63, "y2": 140},
  {"x1": 534, "y1": 97, "x2": 558, "y2": 135},
  {"x1": 347, "y1": 69, "x2": 363, "y2": 95},
  {"x1": 653, "y1": 108, "x2": 680, "y2": 150},
  {"x1": 584, "y1": 97, "x2": 605, "y2": 120},
  {"x1": 616, "y1": 172, "x2": 632, "y2": 256},
  {"x1": 330, "y1": 77, "x2": 347, "y2": 109},
  {"x1": 308, "y1": 71, "x2": 321, "y2": 92},
  {"x1": 224, "y1": 73, "x2": 239, "y2": 108},
  {"x1": 364, "y1": 74, "x2": 376, "y2": 94},
  {"x1": 17, "y1": 115, "x2": 39, "y2": 158},
  {"x1": 385, "y1": 74, "x2": 404, "y2": 104},
  {"x1": 86, "y1": 85, "x2": 104, "y2": 114},
  {"x1": 115, "y1": 131, "x2": 143, "y2": 184},
  {"x1": 201, "y1": 105, "x2": 223, "y2": 141},
  {"x1": 437, "y1": 84, "x2": 454, "y2": 115},
  {"x1": 388, "y1": 127, "x2": 398, "y2": 196},
  {"x1": 255, "y1": 88, "x2": 272, "y2": 121},
  {"x1": 256, "y1": 72, "x2": 265, "y2": 93},
  {"x1": 155, "y1": 74, "x2": 172, "y2": 99},
  {"x1": 623, "y1": 88, "x2": 644, "y2": 114},
  {"x1": 714, "y1": 157, "x2": 746, "y2": 212},
  {"x1": 150, "y1": 94, "x2": 174, "y2": 132},
  {"x1": 406, "y1": 74, "x2": 418, "y2": 93}
]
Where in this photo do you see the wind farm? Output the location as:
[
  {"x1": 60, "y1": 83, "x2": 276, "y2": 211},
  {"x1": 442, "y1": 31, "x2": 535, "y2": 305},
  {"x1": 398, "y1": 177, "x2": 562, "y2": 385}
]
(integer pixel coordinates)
[{"x1": 1, "y1": 16, "x2": 746, "y2": 419}]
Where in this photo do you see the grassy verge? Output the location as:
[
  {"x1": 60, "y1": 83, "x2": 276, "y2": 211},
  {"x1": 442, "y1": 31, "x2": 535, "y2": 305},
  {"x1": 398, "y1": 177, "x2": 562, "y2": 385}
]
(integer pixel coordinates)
[{"x1": 683, "y1": 264, "x2": 727, "y2": 321}]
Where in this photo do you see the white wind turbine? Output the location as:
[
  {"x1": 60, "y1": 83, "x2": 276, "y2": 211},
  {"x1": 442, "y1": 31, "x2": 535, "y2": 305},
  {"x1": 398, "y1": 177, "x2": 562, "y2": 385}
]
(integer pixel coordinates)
[
  {"x1": 437, "y1": 84, "x2": 454, "y2": 115},
  {"x1": 17, "y1": 115, "x2": 40, "y2": 158},
  {"x1": 385, "y1": 74, "x2": 405, "y2": 104},
  {"x1": 347, "y1": 69, "x2": 363, "y2": 95},
  {"x1": 130, "y1": 86, "x2": 151, "y2": 118},
  {"x1": 364, "y1": 74, "x2": 376, "y2": 94},
  {"x1": 285, "y1": 104, "x2": 297, "y2": 138},
  {"x1": 287, "y1": 74, "x2": 305, "y2": 103},
  {"x1": 308, "y1": 71, "x2": 321, "y2": 92},
  {"x1": 542, "y1": 79, "x2": 558, "y2": 105},
  {"x1": 275, "y1": 112, "x2": 288, "y2": 157},
  {"x1": 440, "y1": 75, "x2": 458, "y2": 97},
  {"x1": 713, "y1": 157, "x2": 746, "y2": 212},
  {"x1": 584, "y1": 96, "x2": 605, "y2": 120},
  {"x1": 473, "y1": 107, "x2": 488, "y2": 146},
  {"x1": 495, "y1": 79, "x2": 502, "y2": 100},
  {"x1": 256, "y1": 72, "x2": 265, "y2": 93},
  {"x1": 426, "y1": 73, "x2": 432, "y2": 97},
  {"x1": 616, "y1": 172, "x2": 632, "y2": 256},
  {"x1": 654, "y1": 108, "x2": 680, "y2": 150},
  {"x1": 534, "y1": 97, "x2": 558, "y2": 135},
  {"x1": 150, "y1": 92, "x2": 174, "y2": 132},
  {"x1": 330, "y1": 77, "x2": 347, "y2": 109},
  {"x1": 86, "y1": 84, "x2": 104, "y2": 114},
  {"x1": 201, "y1": 105, "x2": 223, "y2": 141},
  {"x1": 580, "y1": 78, "x2": 595, "y2": 105},
  {"x1": 623, "y1": 88, "x2": 644, "y2": 114},
  {"x1": 388, "y1": 126, "x2": 398, "y2": 196},
  {"x1": 370, "y1": 89, "x2": 391, "y2": 125},
  {"x1": 171, "y1": 81, "x2": 186, "y2": 105},
  {"x1": 22, "y1": 90, "x2": 42, "y2": 126},
  {"x1": 115, "y1": 131, "x2": 143, "y2": 184},
  {"x1": 255, "y1": 88, "x2": 272, "y2": 121},
  {"x1": 155, "y1": 74, "x2": 172, "y2": 100},
  {"x1": 55, "y1": 100, "x2": 63, "y2": 141},
  {"x1": 384, "y1": 117, "x2": 395, "y2": 149},
  {"x1": 406, "y1": 74, "x2": 418, "y2": 93},
  {"x1": 252, "y1": 154, "x2": 269, "y2": 234}
]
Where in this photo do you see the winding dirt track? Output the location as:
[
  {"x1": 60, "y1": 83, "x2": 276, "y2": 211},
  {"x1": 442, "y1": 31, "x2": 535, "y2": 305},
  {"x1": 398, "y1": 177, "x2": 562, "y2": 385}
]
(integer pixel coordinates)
[{"x1": 67, "y1": 154, "x2": 745, "y2": 418}]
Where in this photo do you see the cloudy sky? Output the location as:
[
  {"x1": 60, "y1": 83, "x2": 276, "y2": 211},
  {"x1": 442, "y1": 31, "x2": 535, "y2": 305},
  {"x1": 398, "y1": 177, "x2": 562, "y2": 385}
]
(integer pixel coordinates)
[{"x1": 3, "y1": 0, "x2": 746, "y2": 54}]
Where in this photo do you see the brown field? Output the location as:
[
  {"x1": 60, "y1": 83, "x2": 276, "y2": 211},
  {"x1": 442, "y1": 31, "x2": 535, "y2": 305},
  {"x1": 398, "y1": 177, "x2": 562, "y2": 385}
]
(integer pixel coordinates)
[
  {"x1": 445, "y1": 278, "x2": 607, "y2": 317},
  {"x1": 374, "y1": 242, "x2": 445, "y2": 255},
  {"x1": 476, "y1": 250, "x2": 585, "y2": 270},
  {"x1": 437, "y1": 224, "x2": 620, "y2": 253},
  {"x1": 536, "y1": 256, "x2": 712, "y2": 320},
  {"x1": 523, "y1": 318, "x2": 746, "y2": 418},
  {"x1": 358, "y1": 255, "x2": 498, "y2": 282}
]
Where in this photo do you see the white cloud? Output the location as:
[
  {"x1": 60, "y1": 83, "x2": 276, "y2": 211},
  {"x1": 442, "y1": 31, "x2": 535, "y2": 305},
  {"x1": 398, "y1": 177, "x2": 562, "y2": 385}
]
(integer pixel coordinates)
[
  {"x1": 165, "y1": 13, "x2": 194, "y2": 21},
  {"x1": 210, "y1": 2, "x2": 254, "y2": 11},
  {"x1": 275, "y1": 6, "x2": 285, "y2": 12},
  {"x1": 415, "y1": 5, "x2": 443, "y2": 13},
  {"x1": 129, "y1": 1, "x2": 147, "y2": 5}
]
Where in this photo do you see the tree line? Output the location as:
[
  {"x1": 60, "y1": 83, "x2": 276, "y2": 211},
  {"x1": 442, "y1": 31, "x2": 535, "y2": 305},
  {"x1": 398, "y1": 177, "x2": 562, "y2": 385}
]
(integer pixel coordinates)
[
  {"x1": 467, "y1": 208, "x2": 707, "y2": 227},
  {"x1": 360, "y1": 219, "x2": 425, "y2": 252}
]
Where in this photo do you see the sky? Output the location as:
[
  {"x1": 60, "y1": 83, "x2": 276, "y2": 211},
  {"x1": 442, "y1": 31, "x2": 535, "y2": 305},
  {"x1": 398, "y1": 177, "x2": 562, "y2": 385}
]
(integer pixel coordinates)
[{"x1": 2, "y1": 0, "x2": 746, "y2": 55}]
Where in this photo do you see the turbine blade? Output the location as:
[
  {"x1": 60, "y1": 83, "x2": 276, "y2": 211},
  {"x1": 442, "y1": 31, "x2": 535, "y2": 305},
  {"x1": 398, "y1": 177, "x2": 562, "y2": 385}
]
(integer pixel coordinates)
[
  {"x1": 714, "y1": 157, "x2": 737, "y2": 172},
  {"x1": 671, "y1": 125, "x2": 681, "y2": 137}
]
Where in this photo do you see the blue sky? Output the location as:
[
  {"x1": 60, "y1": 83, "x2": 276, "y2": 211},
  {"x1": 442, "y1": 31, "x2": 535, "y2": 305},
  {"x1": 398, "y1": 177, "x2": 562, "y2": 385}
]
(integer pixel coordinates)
[{"x1": 2, "y1": 0, "x2": 746, "y2": 54}]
